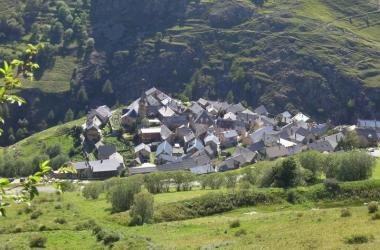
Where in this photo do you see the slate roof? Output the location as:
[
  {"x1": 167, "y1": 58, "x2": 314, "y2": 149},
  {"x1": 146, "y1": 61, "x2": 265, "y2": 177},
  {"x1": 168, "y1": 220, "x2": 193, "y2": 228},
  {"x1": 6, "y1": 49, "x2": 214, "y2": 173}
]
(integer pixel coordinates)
[
  {"x1": 224, "y1": 112, "x2": 237, "y2": 121},
  {"x1": 357, "y1": 119, "x2": 380, "y2": 129},
  {"x1": 158, "y1": 106, "x2": 175, "y2": 117},
  {"x1": 146, "y1": 95, "x2": 161, "y2": 106},
  {"x1": 204, "y1": 134, "x2": 220, "y2": 145},
  {"x1": 324, "y1": 132, "x2": 344, "y2": 149},
  {"x1": 98, "y1": 144, "x2": 117, "y2": 160},
  {"x1": 197, "y1": 98, "x2": 209, "y2": 107},
  {"x1": 227, "y1": 103, "x2": 246, "y2": 114},
  {"x1": 160, "y1": 125, "x2": 173, "y2": 141},
  {"x1": 156, "y1": 141, "x2": 173, "y2": 156},
  {"x1": 189, "y1": 102, "x2": 204, "y2": 115},
  {"x1": 254, "y1": 105, "x2": 268, "y2": 115},
  {"x1": 248, "y1": 141, "x2": 266, "y2": 152},
  {"x1": 233, "y1": 146, "x2": 257, "y2": 163},
  {"x1": 157, "y1": 158, "x2": 197, "y2": 171},
  {"x1": 190, "y1": 165, "x2": 214, "y2": 174},
  {"x1": 95, "y1": 105, "x2": 112, "y2": 123},
  {"x1": 249, "y1": 126, "x2": 273, "y2": 143},
  {"x1": 187, "y1": 138, "x2": 205, "y2": 153},
  {"x1": 145, "y1": 87, "x2": 158, "y2": 96},
  {"x1": 293, "y1": 112, "x2": 310, "y2": 122},
  {"x1": 308, "y1": 140, "x2": 334, "y2": 152},
  {"x1": 223, "y1": 130, "x2": 238, "y2": 139},
  {"x1": 129, "y1": 164, "x2": 158, "y2": 175},
  {"x1": 134, "y1": 143, "x2": 151, "y2": 153},
  {"x1": 266, "y1": 145, "x2": 289, "y2": 159},
  {"x1": 78, "y1": 159, "x2": 124, "y2": 173},
  {"x1": 162, "y1": 115, "x2": 188, "y2": 128}
]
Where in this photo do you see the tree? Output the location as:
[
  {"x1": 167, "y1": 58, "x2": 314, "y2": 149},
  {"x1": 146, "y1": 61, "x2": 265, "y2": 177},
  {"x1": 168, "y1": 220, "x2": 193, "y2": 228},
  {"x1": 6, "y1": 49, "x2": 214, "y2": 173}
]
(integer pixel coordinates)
[
  {"x1": 85, "y1": 38, "x2": 95, "y2": 53},
  {"x1": 0, "y1": 44, "x2": 76, "y2": 216},
  {"x1": 337, "y1": 131, "x2": 360, "y2": 150},
  {"x1": 336, "y1": 151, "x2": 375, "y2": 181},
  {"x1": 77, "y1": 86, "x2": 88, "y2": 103},
  {"x1": 63, "y1": 28, "x2": 74, "y2": 48},
  {"x1": 64, "y1": 109, "x2": 74, "y2": 123},
  {"x1": 108, "y1": 178, "x2": 142, "y2": 212},
  {"x1": 252, "y1": 0, "x2": 266, "y2": 8},
  {"x1": 50, "y1": 21, "x2": 64, "y2": 44},
  {"x1": 129, "y1": 191, "x2": 154, "y2": 226},
  {"x1": 297, "y1": 151, "x2": 323, "y2": 183},
  {"x1": 47, "y1": 110, "x2": 55, "y2": 122},
  {"x1": 274, "y1": 157, "x2": 301, "y2": 189},
  {"x1": 226, "y1": 90, "x2": 234, "y2": 104},
  {"x1": 102, "y1": 79, "x2": 114, "y2": 95}
]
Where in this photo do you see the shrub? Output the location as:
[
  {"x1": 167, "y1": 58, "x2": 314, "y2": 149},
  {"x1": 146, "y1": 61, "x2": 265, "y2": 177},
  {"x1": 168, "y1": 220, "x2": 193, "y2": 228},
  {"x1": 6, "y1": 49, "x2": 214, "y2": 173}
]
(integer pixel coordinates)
[
  {"x1": 96, "y1": 230, "x2": 106, "y2": 242},
  {"x1": 340, "y1": 208, "x2": 351, "y2": 217},
  {"x1": 54, "y1": 217, "x2": 67, "y2": 224},
  {"x1": 273, "y1": 157, "x2": 303, "y2": 188},
  {"x1": 75, "y1": 219, "x2": 98, "y2": 231},
  {"x1": 59, "y1": 181, "x2": 76, "y2": 192},
  {"x1": 345, "y1": 234, "x2": 371, "y2": 244},
  {"x1": 229, "y1": 219, "x2": 240, "y2": 228},
  {"x1": 54, "y1": 204, "x2": 62, "y2": 209},
  {"x1": 30, "y1": 210, "x2": 43, "y2": 220},
  {"x1": 324, "y1": 179, "x2": 340, "y2": 193},
  {"x1": 286, "y1": 190, "x2": 304, "y2": 204},
  {"x1": 235, "y1": 229, "x2": 247, "y2": 237},
  {"x1": 103, "y1": 232, "x2": 120, "y2": 246},
  {"x1": 82, "y1": 182, "x2": 103, "y2": 200},
  {"x1": 46, "y1": 144, "x2": 61, "y2": 158},
  {"x1": 29, "y1": 234, "x2": 47, "y2": 248},
  {"x1": 38, "y1": 224, "x2": 48, "y2": 231},
  {"x1": 108, "y1": 177, "x2": 142, "y2": 213},
  {"x1": 368, "y1": 201, "x2": 378, "y2": 213},
  {"x1": 372, "y1": 212, "x2": 380, "y2": 220},
  {"x1": 129, "y1": 191, "x2": 154, "y2": 226},
  {"x1": 337, "y1": 151, "x2": 375, "y2": 181}
]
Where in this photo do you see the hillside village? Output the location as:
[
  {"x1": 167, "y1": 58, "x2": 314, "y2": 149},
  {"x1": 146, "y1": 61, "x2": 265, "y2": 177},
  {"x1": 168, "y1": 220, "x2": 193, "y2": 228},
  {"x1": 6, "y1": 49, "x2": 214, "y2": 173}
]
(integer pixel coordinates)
[{"x1": 72, "y1": 87, "x2": 380, "y2": 179}]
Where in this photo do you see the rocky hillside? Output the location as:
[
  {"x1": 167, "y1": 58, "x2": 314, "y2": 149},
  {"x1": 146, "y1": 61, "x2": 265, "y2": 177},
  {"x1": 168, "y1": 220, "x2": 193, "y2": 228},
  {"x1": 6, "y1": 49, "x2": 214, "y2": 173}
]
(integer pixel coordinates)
[
  {"x1": 1, "y1": 0, "x2": 380, "y2": 145},
  {"x1": 76, "y1": 0, "x2": 380, "y2": 124}
]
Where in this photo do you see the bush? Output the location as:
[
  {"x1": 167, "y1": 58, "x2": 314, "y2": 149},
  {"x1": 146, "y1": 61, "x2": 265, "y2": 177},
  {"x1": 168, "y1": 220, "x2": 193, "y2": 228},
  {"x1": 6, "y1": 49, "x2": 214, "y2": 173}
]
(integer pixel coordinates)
[
  {"x1": 54, "y1": 204, "x2": 62, "y2": 209},
  {"x1": 38, "y1": 224, "x2": 48, "y2": 231},
  {"x1": 59, "y1": 181, "x2": 76, "y2": 192},
  {"x1": 75, "y1": 219, "x2": 98, "y2": 231},
  {"x1": 371, "y1": 212, "x2": 380, "y2": 220},
  {"x1": 324, "y1": 179, "x2": 340, "y2": 193},
  {"x1": 340, "y1": 208, "x2": 351, "y2": 217},
  {"x1": 54, "y1": 217, "x2": 67, "y2": 224},
  {"x1": 235, "y1": 229, "x2": 247, "y2": 237},
  {"x1": 82, "y1": 182, "x2": 103, "y2": 200},
  {"x1": 46, "y1": 144, "x2": 61, "y2": 158},
  {"x1": 336, "y1": 151, "x2": 375, "y2": 181},
  {"x1": 29, "y1": 234, "x2": 47, "y2": 248},
  {"x1": 30, "y1": 210, "x2": 43, "y2": 220},
  {"x1": 229, "y1": 219, "x2": 240, "y2": 228},
  {"x1": 286, "y1": 190, "x2": 304, "y2": 204},
  {"x1": 368, "y1": 202, "x2": 378, "y2": 213},
  {"x1": 345, "y1": 234, "x2": 371, "y2": 244},
  {"x1": 103, "y1": 232, "x2": 120, "y2": 246},
  {"x1": 129, "y1": 191, "x2": 154, "y2": 226},
  {"x1": 273, "y1": 157, "x2": 303, "y2": 188},
  {"x1": 108, "y1": 177, "x2": 142, "y2": 213}
]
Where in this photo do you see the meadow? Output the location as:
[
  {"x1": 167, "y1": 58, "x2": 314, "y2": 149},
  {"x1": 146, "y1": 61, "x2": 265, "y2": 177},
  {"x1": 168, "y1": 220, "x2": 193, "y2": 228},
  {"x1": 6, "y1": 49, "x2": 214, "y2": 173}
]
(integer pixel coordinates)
[{"x1": 1, "y1": 179, "x2": 380, "y2": 250}]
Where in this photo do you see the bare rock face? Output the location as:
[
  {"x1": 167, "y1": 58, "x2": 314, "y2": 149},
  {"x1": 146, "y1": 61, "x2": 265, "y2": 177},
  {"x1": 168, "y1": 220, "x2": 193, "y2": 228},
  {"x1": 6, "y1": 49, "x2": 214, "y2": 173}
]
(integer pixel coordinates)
[{"x1": 208, "y1": 0, "x2": 254, "y2": 28}]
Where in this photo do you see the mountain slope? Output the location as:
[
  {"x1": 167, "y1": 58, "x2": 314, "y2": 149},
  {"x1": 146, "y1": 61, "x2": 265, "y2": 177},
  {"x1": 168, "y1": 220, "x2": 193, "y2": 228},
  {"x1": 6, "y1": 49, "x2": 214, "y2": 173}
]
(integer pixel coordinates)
[
  {"x1": 78, "y1": 0, "x2": 380, "y2": 123},
  {"x1": 1, "y1": 0, "x2": 380, "y2": 146}
]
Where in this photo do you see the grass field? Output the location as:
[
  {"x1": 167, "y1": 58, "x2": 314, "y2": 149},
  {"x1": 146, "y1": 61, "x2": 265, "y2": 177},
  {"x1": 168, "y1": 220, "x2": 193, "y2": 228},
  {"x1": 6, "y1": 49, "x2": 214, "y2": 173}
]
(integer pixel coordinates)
[
  {"x1": 1, "y1": 188, "x2": 380, "y2": 249},
  {"x1": 0, "y1": 117, "x2": 85, "y2": 163},
  {"x1": 23, "y1": 56, "x2": 78, "y2": 93},
  {"x1": 372, "y1": 158, "x2": 380, "y2": 179}
]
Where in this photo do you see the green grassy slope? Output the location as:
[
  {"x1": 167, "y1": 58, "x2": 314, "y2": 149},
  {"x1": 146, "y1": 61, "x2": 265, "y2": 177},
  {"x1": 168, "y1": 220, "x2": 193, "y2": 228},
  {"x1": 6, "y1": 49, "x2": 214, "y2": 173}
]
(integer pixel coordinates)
[
  {"x1": 0, "y1": 117, "x2": 85, "y2": 164},
  {"x1": 0, "y1": 190, "x2": 379, "y2": 249}
]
